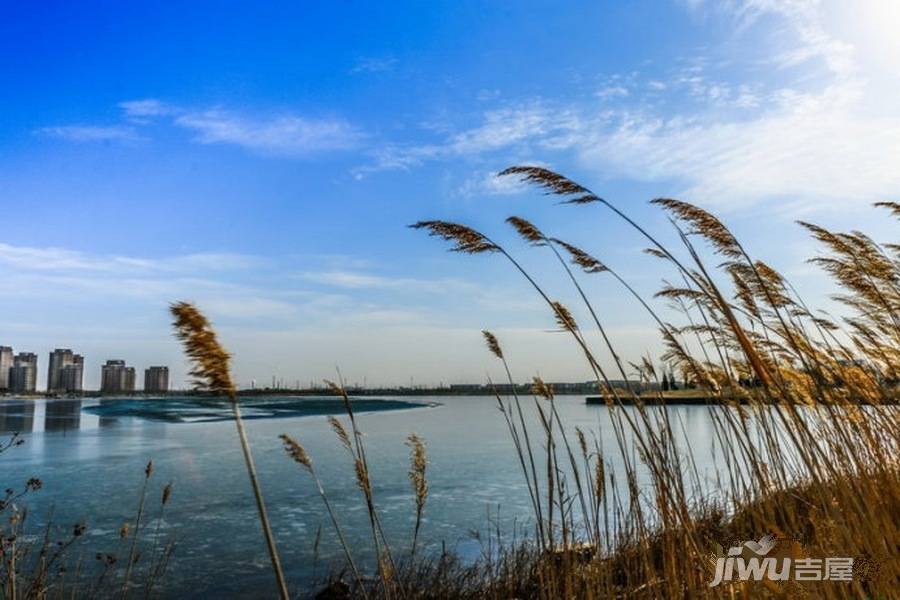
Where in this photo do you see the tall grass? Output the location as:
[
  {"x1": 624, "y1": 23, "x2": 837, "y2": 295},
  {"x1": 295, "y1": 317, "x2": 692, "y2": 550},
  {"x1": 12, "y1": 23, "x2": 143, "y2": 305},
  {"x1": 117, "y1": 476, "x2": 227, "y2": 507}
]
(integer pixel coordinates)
[
  {"x1": 392, "y1": 166, "x2": 898, "y2": 598},
  {"x1": 154, "y1": 171, "x2": 897, "y2": 597},
  {"x1": 273, "y1": 166, "x2": 897, "y2": 597},
  {"x1": 0, "y1": 443, "x2": 176, "y2": 599}
]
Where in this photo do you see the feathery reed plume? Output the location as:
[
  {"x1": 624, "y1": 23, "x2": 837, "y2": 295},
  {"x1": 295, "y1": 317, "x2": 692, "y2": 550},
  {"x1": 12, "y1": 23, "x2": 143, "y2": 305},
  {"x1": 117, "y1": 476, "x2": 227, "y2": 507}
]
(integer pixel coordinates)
[
  {"x1": 551, "y1": 301, "x2": 578, "y2": 333},
  {"x1": 654, "y1": 286, "x2": 706, "y2": 302},
  {"x1": 280, "y1": 434, "x2": 312, "y2": 469},
  {"x1": 406, "y1": 434, "x2": 428, "y2": 558},
  {"x1": 354, "y1": 458, "x2": 372, "y2": 496},
  {"x1": 328, "y1": 416, "x2": 353, "y2": 453},
  {"x1": 409, "y1": 221, "x2": 499, "y2": 254},
  {"x1": 644, "y1": 247, "x2": 669, "y2": 259},
  {"x1": 531, "y1": 376, "x2": 554, "y2": 401},
  {"x1": 506, "y1": 216, "x2": 547, "y2": 245},
  {"x1": 324, "y1": 379, "x2": 343, "y2": 397},
  {"x1": 575, "y1": 428, "x2": 588, "y2": 459},
  {"x1": 170, "y1": 302, "x2": 235, "y2": 395},
  {"x1": 482, "y1": 330, "x2": 504, "y2": 360},
  {"x1": 551, "y1": 238, "x2": 608, "y2": 273},
  {"x1": 169, "y1": 302, "x2": 288, "y2": 599},
  {"x1": 498, "y1": 166, "x2": 601, "y2": 204},
  {"x1": 874, "y1": 201, "x2": 900, "y2": 218},
  {"x1": 279, "y1": 434, "x2": 367, "y2": 597},
  {"x1": 651, "y1": 198, "x2": 742, "y2": 259}
]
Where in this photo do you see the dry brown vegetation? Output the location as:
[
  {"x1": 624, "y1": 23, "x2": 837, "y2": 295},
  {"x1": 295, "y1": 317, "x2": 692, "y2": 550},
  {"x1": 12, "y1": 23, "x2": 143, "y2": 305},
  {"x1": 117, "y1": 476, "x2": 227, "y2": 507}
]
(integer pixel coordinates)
[
  {"x1": 299, "y1": 166, "x2": 898, "y2": 598},
  {"x1": 0, "y1": 444, "x2": 176, "y2": 599},
  {"x1": 5, "y1": 167, "x2": 898, "y2": 598}
]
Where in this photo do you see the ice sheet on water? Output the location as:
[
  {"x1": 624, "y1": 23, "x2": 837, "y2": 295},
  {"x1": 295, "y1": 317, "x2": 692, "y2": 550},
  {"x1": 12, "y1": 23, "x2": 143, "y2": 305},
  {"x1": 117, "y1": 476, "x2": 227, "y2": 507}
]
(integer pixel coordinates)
[{"x1": 81, "y1": 395, "x2": 433, "y2": 424}]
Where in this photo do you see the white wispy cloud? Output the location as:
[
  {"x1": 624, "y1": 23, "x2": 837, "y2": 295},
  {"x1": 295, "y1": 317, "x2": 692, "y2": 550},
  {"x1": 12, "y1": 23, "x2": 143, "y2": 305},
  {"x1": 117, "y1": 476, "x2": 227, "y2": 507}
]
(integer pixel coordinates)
[
  {"x1": 456, "y1": 168, "x2": 539, "y2": 198},
  {"x1": 174, "y1": 109, "x2": 362, "y2": 156},
  {"x1": 297, "y1": 269, "x2": 550, "y2": 317},
  {"x1": 357, "y1": 104, "x2": 583, "y2": 177},
  {"x1": 118, "y1": 99, "x2": 177, "y2": 121},
  {"x1": 0, "y1": 242, "x2": 327, "y2": 324},
  {"x1": 41, "y1": 99, "x2": 362, "y2": 157},
  {"x1": 298, "y1": 270, "x2": 479, "y2": 295},
  {"x1": 579, "y1": 83, "x2": 900, "y2": 210},
  {"x1": 595, "y1": 85, "x2": 629, "y2": 99},
  {"x1": 37, "y1": 125, "x2": 140, "y2": 142},
  {"x1": 0, "y1": 243, "x2": 263, "y2": 273},
  {"x1": 360, "y1": 1, "x2": 900, "y2": 211},
  {"x1": 351, "y1": 56, "x2": 398, "y2": 74},
  {"x1": 0, "y1": 244, "x2": 536, "y2": 326}
]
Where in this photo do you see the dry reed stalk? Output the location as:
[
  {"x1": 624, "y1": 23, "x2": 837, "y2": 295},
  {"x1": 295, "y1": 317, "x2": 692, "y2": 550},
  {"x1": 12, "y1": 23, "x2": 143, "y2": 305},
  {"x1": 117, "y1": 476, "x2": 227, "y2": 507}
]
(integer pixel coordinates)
[
  {"x1": 324, "y1": 377, "x2": 398, "y2": 599},
  {"x1": 170, "y1": 302, "x2": 289, "y2": 599},
  {"x1": 279, "y1": 434, "x2": 368, "y2": 597},
  {"x1": 121, "y1": 460, "x2": 152, "y2": 599},
  {"x1": 482, "y1": 330, "x2": 546, "y2": 548},
  {"x1": 406, "y1": 434, "x2": 428, "y2": 558},
  {"x1": 143, "y1": 482, "x2": 173, "y2": 599}
]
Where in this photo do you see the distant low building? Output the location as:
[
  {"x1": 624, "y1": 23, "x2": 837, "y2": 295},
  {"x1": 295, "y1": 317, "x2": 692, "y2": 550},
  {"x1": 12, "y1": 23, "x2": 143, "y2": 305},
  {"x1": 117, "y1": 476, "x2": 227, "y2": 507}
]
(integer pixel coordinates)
[
  {"x1": 144, "y1": 366, "x2": 169, "y2": 394},
  {"x1": 101, "y1": 360, "x2": 136, "y2": 394},
  {"x1": 0, "y1": 346, "x2": 13, "y2": 391},
  {"x1": 449, "y1": 383, "x2": 486, "y2": 393},
  {"x1": 9, "y1": 352, "x2": 38, "y2": 394},
  {"x1": 47, "y1": 349, "x2": 84, "y2": 394}
]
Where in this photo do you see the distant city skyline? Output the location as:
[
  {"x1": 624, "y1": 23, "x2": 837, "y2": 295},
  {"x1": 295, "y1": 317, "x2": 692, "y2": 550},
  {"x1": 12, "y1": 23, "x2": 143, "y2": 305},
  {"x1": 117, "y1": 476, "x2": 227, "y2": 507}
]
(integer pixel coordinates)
[
  {"x1": 0, "y1": 345, "x2": 171, "y2": 393},
  {"x1": 2, "y1": 2, "x2": 899, "y2": 387}
]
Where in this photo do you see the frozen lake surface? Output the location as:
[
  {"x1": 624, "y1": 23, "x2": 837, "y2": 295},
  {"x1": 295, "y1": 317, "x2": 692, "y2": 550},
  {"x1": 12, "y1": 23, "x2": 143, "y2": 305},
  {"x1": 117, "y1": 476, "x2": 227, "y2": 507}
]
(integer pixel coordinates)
[{"x1": 0, "y1": 395, "x2": 723, "y2": 597}]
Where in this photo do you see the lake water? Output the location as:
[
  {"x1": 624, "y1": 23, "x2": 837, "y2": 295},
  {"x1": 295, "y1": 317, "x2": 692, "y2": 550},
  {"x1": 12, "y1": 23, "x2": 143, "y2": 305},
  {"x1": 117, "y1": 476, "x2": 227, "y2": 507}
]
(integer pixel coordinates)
[{"x1": 0, "y1": 396, "x2": 724, "y2": 598}]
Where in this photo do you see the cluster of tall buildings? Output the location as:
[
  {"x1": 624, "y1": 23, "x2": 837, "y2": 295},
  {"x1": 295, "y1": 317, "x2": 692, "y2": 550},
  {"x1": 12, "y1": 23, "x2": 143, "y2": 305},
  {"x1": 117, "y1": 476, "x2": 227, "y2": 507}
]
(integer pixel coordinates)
[
  {"x1": 98, "y1": 361, "x2": 169, "y2": 394},
  {"x1": 0, "y1": 346, "x2": 169, "y2": 395},
  {"x1": 47, "y1": 348, "x2": 85, "y2": 393},
  {"x1": 0, "y1": 347, "x2": 41, "y2": 394}
]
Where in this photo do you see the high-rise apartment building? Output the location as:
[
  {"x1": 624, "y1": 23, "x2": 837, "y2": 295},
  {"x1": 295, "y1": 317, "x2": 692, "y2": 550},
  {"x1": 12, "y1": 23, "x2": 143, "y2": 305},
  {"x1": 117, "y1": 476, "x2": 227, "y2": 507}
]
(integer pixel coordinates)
[
  {"x1": 9, "y1": 352, "x2": 38, "y2": 394},
  {"x1": 60, "y1": 364, "x2": 84, "y2": 393},
  {"x1": 101, "y1": 360, "x2": 136, "y2": 394},
  {"x1": 0, "y1": 346, "x2": 13, "y2": 391},
  {"x1": 144, "y1": 366, "x2": 169, "y2": 394},
  {"x1": 47, "y1": 349, "x2": 84, "y2": 394}
]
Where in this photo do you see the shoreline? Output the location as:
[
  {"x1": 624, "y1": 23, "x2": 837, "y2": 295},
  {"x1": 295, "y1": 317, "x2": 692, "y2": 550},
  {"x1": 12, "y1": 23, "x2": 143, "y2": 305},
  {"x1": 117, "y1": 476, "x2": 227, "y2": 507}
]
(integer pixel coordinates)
[{"x1": 3, "y1": 389, "x2": 897, "y2": 405}]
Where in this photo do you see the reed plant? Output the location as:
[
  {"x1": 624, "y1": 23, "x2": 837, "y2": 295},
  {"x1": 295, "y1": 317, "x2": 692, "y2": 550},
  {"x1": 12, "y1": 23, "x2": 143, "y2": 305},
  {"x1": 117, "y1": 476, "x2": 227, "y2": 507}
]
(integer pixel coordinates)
[
  {"x1": 266, "y1": 167, "x2": 896, "y2": 597},
  {"x1": 0, "y1": 439, "x2": 176, "y2": 599},
  {"x1": 169, "y1": 302, "x2": 289, "y2": 599},
  {"x1": 392, "y1": 166, "x2": 897, "y2": 598}
]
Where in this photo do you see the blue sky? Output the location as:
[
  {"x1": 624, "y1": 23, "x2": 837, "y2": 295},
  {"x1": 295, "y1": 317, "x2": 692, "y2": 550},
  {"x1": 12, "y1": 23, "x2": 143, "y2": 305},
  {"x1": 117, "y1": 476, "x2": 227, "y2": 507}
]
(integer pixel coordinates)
[{"x1": 2, "y1": 1, "x2": 899, "y2": 389}]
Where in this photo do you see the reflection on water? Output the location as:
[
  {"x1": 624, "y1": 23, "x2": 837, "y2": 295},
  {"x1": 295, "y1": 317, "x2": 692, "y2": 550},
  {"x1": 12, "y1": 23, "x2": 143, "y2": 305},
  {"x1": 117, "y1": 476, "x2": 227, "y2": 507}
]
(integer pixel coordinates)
[
  {"x1": 44, "y1": 399, "x2": 81, "y2": 432},
  {"x1": 0, "y1": 400, "x2": 35, "y2": 432},
  {"x1": 0, "y1": 399, "x2": 103, "y2": 434}
]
